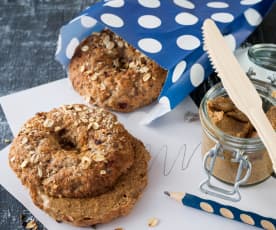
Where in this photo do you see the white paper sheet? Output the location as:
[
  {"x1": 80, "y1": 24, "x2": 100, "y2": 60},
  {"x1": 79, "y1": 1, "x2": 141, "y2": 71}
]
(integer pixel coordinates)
[{"x1": 1, "y1": 78, "x2": 275, "y2": 230}]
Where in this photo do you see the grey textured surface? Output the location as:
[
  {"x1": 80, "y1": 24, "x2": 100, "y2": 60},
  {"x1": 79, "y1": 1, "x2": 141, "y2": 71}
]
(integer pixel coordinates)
[
  {"x1": 0, "y1": 1, "x2": 96, "y2": 229},
  {"x1": 0, "y1": 1, "x2": 275, "y2": 230}
]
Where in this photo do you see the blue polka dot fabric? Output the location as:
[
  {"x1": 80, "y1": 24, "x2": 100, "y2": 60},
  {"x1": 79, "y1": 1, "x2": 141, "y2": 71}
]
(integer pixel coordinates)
[{"x1": 55, "y1": 0, "x2": 275, "y2": 123}]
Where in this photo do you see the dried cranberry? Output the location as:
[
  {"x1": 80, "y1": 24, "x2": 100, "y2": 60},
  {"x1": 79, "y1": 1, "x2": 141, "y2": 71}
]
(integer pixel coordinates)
[
  {"x1": 118, "y1": 102, "x2": 128, "y2": 109},
  {"x1": 95, "y1": 139, "x2": 102, "y2": 145}
]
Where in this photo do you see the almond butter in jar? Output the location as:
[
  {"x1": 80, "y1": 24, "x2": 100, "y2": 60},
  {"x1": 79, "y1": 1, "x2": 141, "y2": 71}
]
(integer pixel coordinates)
[{"x1": 199, "y1": 79, "x2": 276, "y2": 201}]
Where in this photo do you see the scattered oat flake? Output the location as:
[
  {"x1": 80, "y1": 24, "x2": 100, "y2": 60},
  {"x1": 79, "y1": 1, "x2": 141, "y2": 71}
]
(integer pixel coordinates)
[
  {"x1": 92, "y1": 153, "x2": 105, "y2": 162},
  {"x1": 10, "y1": 156, "x2": 16, "y2": 162},
  {"x1": 4, "y1": 139, "x2": 11, "y2": 143},
  {"x1": 43, "y1": 119, "x2": 54, "y2": 128},
  {"x1": 81, "y1": 118, "x2": 88, "y2": 123},
  {"x1": 54, "y1": 126, "x2": 62, "y2": 132},
  {"x1": 143, "y1": 73, "x2": 151, "y2": 82},
  {"x1": 129, "y1": 62, "x2": 136, "y2": 68},
  {"x1": 21, "y1": 137, "x2": 28, "y2": 145},
  {"x1": 148, "y1": 217, "x2": 159, "y2": 227},
  {"x1": 37, "y1": 167, "x2": 43, "y2": 178},
  {"x1": 25, "y1": 219, "x2": 38, "y2": 230},
  {"x1": 100, "y1": 83, "x2": 106, "y2": 90},
  {"x1": 113, "y1": 59, "x2": 119, "y2": 67},
  {"x1": 82, "y1": 156, "x2": 91, "y2": 164},
  {"x1": 74, "y1": 106, "x2": 83, "y2": 111},
  {"x1": 272, "y1": 90, "x2": 276, "y2": 98},
  {"x1": 87, "y1": 123, "x2": 93, "y2": 130},
  {"x1": 20, "y1": 159, "x2": 29, "y2": 168},
  {"x1": 81, "y1": 45, "x2": 89, "y2": 52},
  {"x1": 100, "y1": 170, "x2": 106, "y2": 175},
  {"x1": 92, "y1": 122, "x2": 100, "y2": 130},
  {"x1": 140, "y1": 66, "x2": 149, "y2": 73},
  {"x1": 117, "y1": 41, "x2": 124, "y2": 47},
  {"x1": 80, "y1": 65, "x2": 85, "y2": 73},
  {"x1": 91, "y1": 74, "x2": 98, "y2": 81}
]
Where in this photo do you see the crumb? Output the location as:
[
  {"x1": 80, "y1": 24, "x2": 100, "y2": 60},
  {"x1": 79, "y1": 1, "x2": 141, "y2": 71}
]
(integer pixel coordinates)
[
  {"x1": 148, "y1": 217, "x2": 159, "y2": 227},
  {"x1": 4, "y1": 139, "x2": 11, "y2": 143},
  {"x1": 25, "y1": 219, "x2": 38, "y2": 230}
]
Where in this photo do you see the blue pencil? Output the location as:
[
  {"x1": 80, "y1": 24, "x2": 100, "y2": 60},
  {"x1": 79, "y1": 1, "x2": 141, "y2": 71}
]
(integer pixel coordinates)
[{"x1": 164, "y1": 191, "x2": 276, "y2": 230}]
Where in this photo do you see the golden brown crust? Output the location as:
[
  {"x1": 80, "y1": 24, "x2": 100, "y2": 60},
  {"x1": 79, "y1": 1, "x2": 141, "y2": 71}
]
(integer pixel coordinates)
[
  {"x1": 9, "y1": 104, "x2": 135, "y2": 198},
  {"x1": 30, "y1": 137, "x2": 150, "y2": 227},
  {"x1": 69, "y1": 29, "x2": 167, "y2": 112}
]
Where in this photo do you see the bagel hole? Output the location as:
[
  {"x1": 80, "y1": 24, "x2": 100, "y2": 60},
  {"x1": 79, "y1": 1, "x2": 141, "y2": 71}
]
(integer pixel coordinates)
[{"x1": 56, "y1": 129, "x2": 77, "y2": 151}]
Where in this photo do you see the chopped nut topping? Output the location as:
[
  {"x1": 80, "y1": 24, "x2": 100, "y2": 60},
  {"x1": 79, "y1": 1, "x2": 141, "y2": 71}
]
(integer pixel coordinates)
[
  {"x1": 20, "y1": 159, "x2": 29, "y2": 168},
  {"x1": 81, "y1": 45, "x2": 89, "y2": 52},
  {"x1": 43, "y1": 119, "x2": 54, "y2": 128},
  {"x1": 25, "y1": 219, "x2": 38, "y2": 230},
  {"x1": 148, "y1": 217, "x2": 159, "y2": 227},
  {"x1": 92, "y1": 153, "x2": 106, "y2": 162},
  {"x1": 143, "y1": 73, "x2": 151, "y2": 82},
  {"x1": 21, "y1": 137, "x2": 28, "y2": 145},
  {"x1": 100, "y1": 170, "x2": 106, "y2": 175}
]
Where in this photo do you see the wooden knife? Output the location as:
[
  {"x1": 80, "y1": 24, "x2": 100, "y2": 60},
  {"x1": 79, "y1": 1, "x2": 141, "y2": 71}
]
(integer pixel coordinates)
[{"x1": 202, "y1": 19, "x2": 276, "y2": 173}]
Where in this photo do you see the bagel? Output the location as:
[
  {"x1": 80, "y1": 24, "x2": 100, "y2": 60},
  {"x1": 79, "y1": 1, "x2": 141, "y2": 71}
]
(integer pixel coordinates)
[
  {"x1": 69, "y1": 29, "x2": 167, "y2": 112},
  {"x1": 9, "y1": 104, "x2": 135, "y2": 198},
  {"x1": 9, "y1": 104, "x2": 150, "y2": 226},
  {"x1": 30, "y1": 136, "x2": 149, "y2": 226}
]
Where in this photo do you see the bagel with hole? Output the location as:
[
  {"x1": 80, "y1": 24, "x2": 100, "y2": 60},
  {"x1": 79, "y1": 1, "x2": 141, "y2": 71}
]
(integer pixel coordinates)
[{"x1": 9, "y1": 104, "x2": 150, "y2": 226}]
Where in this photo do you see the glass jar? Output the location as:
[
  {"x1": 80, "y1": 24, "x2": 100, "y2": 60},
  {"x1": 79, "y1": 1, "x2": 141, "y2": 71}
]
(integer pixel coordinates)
[
  {"x1": 248, "y1": 43, "x2": 276, "y2": 72},
  {"x1": 243, "y1": 44, "x2": 276, "y2": 84},
  {"x1": 199, "y1": 79, "x2": 276, "y2": 202}
]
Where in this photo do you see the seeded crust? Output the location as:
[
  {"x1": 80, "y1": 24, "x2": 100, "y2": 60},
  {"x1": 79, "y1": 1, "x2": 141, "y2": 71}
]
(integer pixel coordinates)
[
  {"x1": 30, "y1": 136, "x2": 150, "y2": 227},
  {"x1": 9, "y1": 104, "x2": 135, "y2": 198},
  {"x1": 69, "y1": 29, "x2": 167, "y2": 112}
]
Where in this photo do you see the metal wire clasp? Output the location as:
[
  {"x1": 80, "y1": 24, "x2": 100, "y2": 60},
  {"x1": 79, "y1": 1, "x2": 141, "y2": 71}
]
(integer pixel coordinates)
[{"x1": 200, "y1": 143, "x2": 252, "y2": 202}]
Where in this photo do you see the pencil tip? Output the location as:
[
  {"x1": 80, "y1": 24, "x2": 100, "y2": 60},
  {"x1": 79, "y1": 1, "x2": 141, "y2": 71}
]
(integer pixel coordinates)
[{"x1": 164, "y1": 191, "x2": 170, "y2": 197}]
